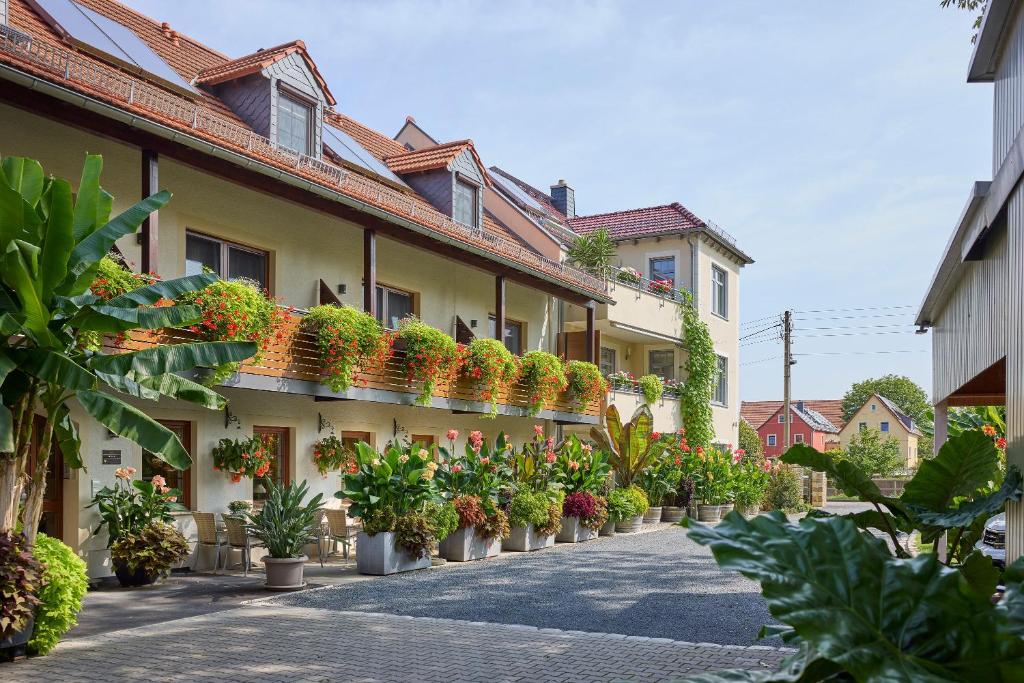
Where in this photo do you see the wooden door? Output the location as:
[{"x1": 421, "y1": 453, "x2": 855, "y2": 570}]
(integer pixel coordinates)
[
  {"x1": 144, "y1": 421, "x2": 192, "y2": 509},
  {"x1": 253, "y1": 426, "x2": 290, "y2": 503}
]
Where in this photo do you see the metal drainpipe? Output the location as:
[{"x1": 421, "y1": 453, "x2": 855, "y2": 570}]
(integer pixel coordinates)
[
  {"x1": 555, "y1": 296, "x2": 565, "y2": 443},
  {"x1": 688, "y1": 235, "x2": 699, "y2": 305}
]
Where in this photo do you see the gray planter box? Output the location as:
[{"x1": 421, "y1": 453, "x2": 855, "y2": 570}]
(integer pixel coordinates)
[
  {"x1": 615, "y1": 515, "x2": 644, "y2": 533},
  {"x1": 356, "y1": 532, "x2": 430, "y2": 576},
  {"x1": 600, "y1": 520, "x2": 617, "y2": 536},
  {"x1": 502, "y1": 525, "x2": 555, "y2": 552},
  {"x1": 556, "y1": 516, "x2": 599, "y2": 543},
  {"x1": 643, "y1": 506, "x2": 663, "y2": 523},
  {"x1": 438, "y1": 526, "x2": 502, "y2": 562},
  {"x1": 661, "y1": 506, "x2": 686, "y2": 523}
]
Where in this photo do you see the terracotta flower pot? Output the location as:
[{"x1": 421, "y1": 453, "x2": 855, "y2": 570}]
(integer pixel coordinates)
[{"x1": 261, "y1": 555, "x2": 307, "y2": 591}]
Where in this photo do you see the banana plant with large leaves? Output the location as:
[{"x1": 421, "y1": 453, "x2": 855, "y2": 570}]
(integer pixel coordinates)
[
  {"x1": 0, "y1": 155, "x2": 256, "y2": 543},
  {"x1": 590, "y1": 403, "x2": 664, "y2": 486},
  {"x1": 684, "y1": 513, "x2": 1024, "y2": 682}
]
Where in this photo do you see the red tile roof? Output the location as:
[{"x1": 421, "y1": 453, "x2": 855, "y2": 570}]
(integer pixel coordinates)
[
  {"x1": 569, "y1": 202, "x2": 706, "y2": 240},
  {"x1": 2, "y1": 0, "x2": 608, "y2": 301},
  {"x1": 386, "y1": 140, "x2": 492, "y2": 187},
  {"x1": 741, "y1": 400, "x2": 846, "y2": 431},
  {"x1": 196, "y1": 40, "x2": 336, "y2": 106}
]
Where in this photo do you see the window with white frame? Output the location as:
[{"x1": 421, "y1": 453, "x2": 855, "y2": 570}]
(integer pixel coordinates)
[
  {"x1": 648, "y1": 349, "x2": 675, "y2": 380},
  {"x1": 276, "y1": 90, "x2": 313, "y2": 156},
  {"x1": 767, "y1": 434, "x2": 777, "y2": 447},
  {"x1": 778, "y1": 414, "x2": 786, "y2": 424},
  {"x1": 713, "y1": 355, "x2": 728, "y2": 405},
  {"x1": 711, "y1": 264, "x2": 728, "y2": 318},
  {"x1": 649, "y1": 256, "x2": 675, "y2": 283},
  {"x1": 453, "y1": 179, "x2": 479, "y2": 228},
  {"x1": 794, "y1": 433, "x2": 805, "y2": 444}
]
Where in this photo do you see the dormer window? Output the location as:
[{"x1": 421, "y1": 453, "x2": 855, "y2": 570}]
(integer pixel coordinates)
[
  {"x1": 277, "y1": 89, "x2": 313, "y2": 155},
  {"x1": 453, "y1": 178, "x2": 479, "y2": 228}
]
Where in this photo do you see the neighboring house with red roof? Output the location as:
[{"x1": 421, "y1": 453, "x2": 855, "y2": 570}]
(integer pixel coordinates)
[
  {"x1": 0, "y1": 0, "x2": 612, "y2": 575},
  {"x1": 748, "y1": 401, "x2": 842, "y2": 457}
]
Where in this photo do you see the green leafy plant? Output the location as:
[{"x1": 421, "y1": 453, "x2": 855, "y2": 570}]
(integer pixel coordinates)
[
  {"x1": 396, "y1": 317, "x2": 462, "y2": 406},
  {"x1": 476, "y1": 507, "x2": 510, "y2": 540},
  {"x1": 685, "y1": 513, "x2": 1024, "y2": 682},
  {"x1": 566, "y1": 228, "x2": 616, "y2": 278},
  {"x1": 86, "y1": 471, "x2": 182, "y2": 547},
  {"x1": 842, "y1": 427, "x2": 904, "y2": 477},
  {"x1": 738, "y1": 419, "x2": 764, "y2": 457},
  {"x1": 462, "y1": 337, "x2": 518, "y2": 418},
  {"x1": 0, "y1": 532, "x2": 42, "y2": 640},
  {"x1": 227, "y1": 500, "x2": 252, "y2": 516},
  {"x1": 425, "y1": 501, "x2": 458, "y2": 541},
  {"x1": 638, "y1": 455, "x2": 680, "y2": 507},
  {"x1": 760, "y1": 462, "x2": 805, "y2": 513},
  {"x1": 553, "y1": 434, "x2": 611, "y2": 494},
  {"x1": 340, "y1": 442, "x2": 438, "y2": 522},
  {"x1": 678, "y1": 290, "x2": 715, "y2": 450},
  {"x1": 508, "y1": 490, "x2": 551, "y2": 529},
  {"x1": 732, "y1": 455, "x2": 771, "y2": 510},
  {"x1": 302, "y1": 304, "x2": 393, "y2": 393},
  {"x1": 435, "y1": 431, "x2": 513, "y2": 505},
  {"x1": 637, "y1": 374, "x2": 664, "y2": 405},
  {"x1": 245, "y1": 479, "x2": 325, "y2": 558},
  {"x1": 782, "y1": 431, "x2": 1022, "y2": 562},
  {"x1": 393, "y1": 511, "x2": 435, "y2": 560},
  {"x1": 0, "y1": 154, "x2": 256, "y2": 543},
  {"x1": 311, "y1": 434, "x2": 358, "y2": 477},
  {"x1": 537, "y1": 492, "x2": 565, "y2": 536},
  {"x1": 841, "y1": 374, "x2": 931, "y2": 427},
  {"x1": 519, "y1": 350, "x2": 568, "y2": 416},
  {"x1": 178, "y1": 277, "x2": 290, "y2": 385},
  {"x1": 110, "y1": 521, "x2": 189, "y2": 581},
  {"x1": 608, "y1": 487, "x2": 640, "y2": 521},
  {"x1": 28, "y1": 533, "x2": 88, "y2": 655},
  {"x1": 211, "y1": 434, "x2": 273, "y2": 482},
  {"x1": 590, "y1": 404, "x2": 665, "y2": 486},
  {"x1": 565, "y1": 360, "x2": 607, "y2": 410},
  {"x1": 78, "y1": 254, "x2": 158, "y2": 349}
]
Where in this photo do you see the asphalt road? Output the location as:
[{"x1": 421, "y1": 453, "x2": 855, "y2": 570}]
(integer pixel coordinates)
[{"x1": 275, "y1": 525, "x2": 778, "y2": 646}]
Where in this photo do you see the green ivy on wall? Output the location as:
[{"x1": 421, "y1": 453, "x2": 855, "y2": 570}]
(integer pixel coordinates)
[{"x1": 678, "y1": 290, "x2": 716, "y2": 449}]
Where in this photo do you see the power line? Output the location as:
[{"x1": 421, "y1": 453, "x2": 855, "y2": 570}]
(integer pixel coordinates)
[
  {"x1": 793, "y1": 330, "x2": 919, "y2": 339},
  {"x1": 794, "y1": 312, "x2": 915, "y2": 323},
  {"x1": 794, "y1": 349, "x2": 928, "y2": 357},
  {"x1": 794, "y1": 323, "x2": 917, "y2": 332},
  {"x1": 741, "y1": 314, "x2": 780, "y2": 328},
  {"x1": 741, "y1": 355, "x2": 782, "y2": 366},
  {"x1": 739, "y1": 322, "x2": 782, "y2": 340},
  {"x1": 792, "y1": 304, "x2": 916, "y2": 315}
]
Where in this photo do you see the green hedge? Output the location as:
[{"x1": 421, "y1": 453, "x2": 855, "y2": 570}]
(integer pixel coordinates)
[{"x1": 30, "y1": 534, "x2": 88, "y2": 656}]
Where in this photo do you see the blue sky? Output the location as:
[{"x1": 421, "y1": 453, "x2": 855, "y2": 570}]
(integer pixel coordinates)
[{"x1": 132, "y1": 0, "x2": 991, "y2": 401}]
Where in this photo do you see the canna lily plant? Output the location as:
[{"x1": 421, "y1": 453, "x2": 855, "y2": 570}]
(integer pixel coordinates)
[
  {"x1": 0, "y1": 155, "x2": 256, "y2": 543},
  {"x1": 590, "y1": 404, "x2": 666, "y2": 487}
]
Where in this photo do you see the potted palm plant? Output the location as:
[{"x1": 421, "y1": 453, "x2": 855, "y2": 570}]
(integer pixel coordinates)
[{"x1": 245, "y1": 479, "x2": 324, "y2": 590}]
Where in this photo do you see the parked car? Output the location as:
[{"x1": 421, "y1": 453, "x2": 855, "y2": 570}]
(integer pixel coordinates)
[{"x1": 975, "y1": 512, "x2": 1006, "y2": 568}]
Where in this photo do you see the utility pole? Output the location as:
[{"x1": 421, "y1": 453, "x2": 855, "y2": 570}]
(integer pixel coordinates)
[{"x1": 783, "y1": 310, "x2": 793, "y2": 448}]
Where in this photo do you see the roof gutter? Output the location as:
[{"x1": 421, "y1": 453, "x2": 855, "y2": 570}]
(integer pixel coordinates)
[
  {"x1": 915, "y1": 181, "x2": 990, "y2": 326},
  {"x1": 0, "y1": 63, "x2": 612, "y2": 304},
  {"x1": 613, "y1": 227, "x2": 754, "y2": 265},
  {"x1": 967, "y1": 0, "x2": 1015, "y2": 82}
]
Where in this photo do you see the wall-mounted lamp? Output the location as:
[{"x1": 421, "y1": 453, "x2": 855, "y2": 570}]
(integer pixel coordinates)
[
  {"x1": 337, "y1": 284, "x2": 347, "y2": 295},
  {"x1": 470, "y1": 319, "x2": 478, "y2": 328}
]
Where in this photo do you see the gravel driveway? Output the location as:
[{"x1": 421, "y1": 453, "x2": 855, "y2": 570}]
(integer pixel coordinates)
[{"x1": 273, "y1": 526, "x2": 777, "y2": 646}]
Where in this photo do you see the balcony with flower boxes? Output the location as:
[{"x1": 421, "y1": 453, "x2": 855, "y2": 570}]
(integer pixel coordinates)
[
  {"x1": 564, "y1": 267, "x2": 684, "y2": 345},
  {"x1": 605, "y1": 376, "x2": 683, "y2": 432},
  {"x1": 110, "y1": 313, "x2": 603, "y2": 425}
]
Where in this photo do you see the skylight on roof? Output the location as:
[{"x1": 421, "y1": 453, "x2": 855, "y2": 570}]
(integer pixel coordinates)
[
  {"x1": 323, "y1": 123, "x2": 409, "y2": 189},
  {"x1": 28, "y1": 0, "x2": 197, "y2": 96},
  {"x1": 489, "y1": 171, "x2": 547, "y2": 214}
]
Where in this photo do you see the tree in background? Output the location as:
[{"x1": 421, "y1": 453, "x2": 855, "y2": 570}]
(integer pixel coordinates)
[
  {"x1": 843, "y1": 428, "x2": 905, "y2": 478},
  {"x1": 566, "y1": 228, "x2": 616, "y2": 279},
  {"x1": 738, "y1": 419, "x2": 764, "y2": 457},
  {"x1": 841, "y1": 374, "x2": 931, "y2": 427},
  {"x1": 939, "y1": 0, "x2": 988, "y2": 42}
]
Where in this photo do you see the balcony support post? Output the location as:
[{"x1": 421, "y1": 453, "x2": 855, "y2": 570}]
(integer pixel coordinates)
[
  {"x1": 140, "y1": 149, "x2": 159, "y2": 275},
  {"x1": 364, "y1": 229, "x2": 376, "y2": 318},
  {"x1": 585, "y1": 301, "x2": 596, "y2": 363},
  {"x1": 495, "y1": 275, "x2": 506, "y2": 344}
]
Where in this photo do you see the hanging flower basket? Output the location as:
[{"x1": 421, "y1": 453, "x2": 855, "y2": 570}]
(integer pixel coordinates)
[{"x1": 212, "y1": 435, "x2": 274, "y2": 483}]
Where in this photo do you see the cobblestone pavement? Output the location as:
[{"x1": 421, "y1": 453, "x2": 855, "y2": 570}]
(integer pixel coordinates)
[
  {"x1": 7, "y1": 605, "x2": 790, "y2": 682},
  {"x1": 273, "y1": 525, "x2": 778, "y2": 645}
]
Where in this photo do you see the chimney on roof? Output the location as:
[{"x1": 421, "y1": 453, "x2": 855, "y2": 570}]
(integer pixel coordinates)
[
  {"x1": 796, "y1": 401, "x2": 804, "y2": 412},
  {"x1": 550, "y1": 179, "x2": 575, "y2": 218}
]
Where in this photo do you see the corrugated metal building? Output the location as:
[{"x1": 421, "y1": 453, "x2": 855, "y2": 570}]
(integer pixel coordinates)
[{"x1": 916, "y1": 0, "x2": 1024, "y2": 562}]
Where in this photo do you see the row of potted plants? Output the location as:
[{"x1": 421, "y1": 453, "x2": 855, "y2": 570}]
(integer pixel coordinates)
[{"x1": 606, "y1": 371, "x2": 684, "y2": 400}]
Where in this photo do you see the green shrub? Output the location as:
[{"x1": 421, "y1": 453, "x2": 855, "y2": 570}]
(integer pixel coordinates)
[
  {"x1": 609, "y1": 485, "x2": 650, "y2": 519},
  {"x1": 638, "y1": 374, "x2": 664, "y2": 405},
  {"x1": 110, "y1": 522, "x2": 190, "y2": 579},
  {"x1": 508, "y1": 491, "x2": 550, "y2": 528},
  {"x1": 29, "y1": 534, "x2": 88, "y2": 656},
  {"x1": 426, "y1": 501, "x2": 458, "y2": 541},
  {"x1": 762, "y1": 464, "x2": 805, "y2": 512}
]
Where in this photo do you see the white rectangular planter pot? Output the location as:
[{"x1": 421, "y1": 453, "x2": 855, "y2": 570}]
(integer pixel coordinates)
[
  {"x1": 502, "y1": 525, "x2": 555, "y2": 552},
  {"x1": 438, "y1": 526, "x2": 502, "y2": 562},
  {"x1": 356, "y1": 531, "x2": 431, "y2": 576},
  {"x1": 556, "y1": 516, "x2": 599, "y2": 543}
]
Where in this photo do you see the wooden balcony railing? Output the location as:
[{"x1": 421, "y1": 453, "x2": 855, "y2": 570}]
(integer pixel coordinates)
[{"x1": 112, "y1": 315, "x2": 602, "y2": 419}]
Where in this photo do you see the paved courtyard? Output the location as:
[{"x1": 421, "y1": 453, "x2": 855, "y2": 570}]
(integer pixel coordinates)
[{"x1": 8, "y1": 526, "x2": 794, "y2": 681}]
